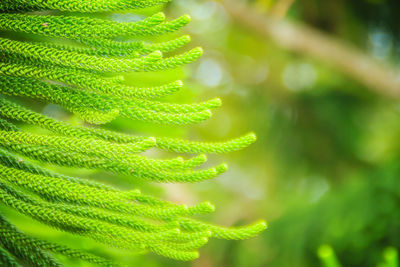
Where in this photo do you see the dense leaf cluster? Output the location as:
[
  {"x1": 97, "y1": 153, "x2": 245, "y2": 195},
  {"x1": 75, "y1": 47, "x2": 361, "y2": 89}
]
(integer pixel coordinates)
[{"x1": 0, "y1": 0, "x2": 266, "y2": 265}]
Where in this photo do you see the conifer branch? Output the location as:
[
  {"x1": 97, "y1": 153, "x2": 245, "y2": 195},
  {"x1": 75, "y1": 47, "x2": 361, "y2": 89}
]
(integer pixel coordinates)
[{"x1": 0, "y1": 0, "x2": 266, "y2": 264}]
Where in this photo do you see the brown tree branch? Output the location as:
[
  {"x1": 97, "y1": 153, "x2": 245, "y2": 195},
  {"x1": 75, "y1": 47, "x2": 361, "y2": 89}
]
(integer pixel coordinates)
[
  {"x1": 271, "y1": 0, "x2": 295, "y2": 18},
  {"x1": 223, "y1": 0, "x2": 400, "y2": 98}
]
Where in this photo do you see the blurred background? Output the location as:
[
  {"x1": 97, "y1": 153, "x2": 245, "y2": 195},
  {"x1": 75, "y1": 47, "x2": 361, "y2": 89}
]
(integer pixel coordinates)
[
  {"x1": 3, "y1": 0, "x2": 400, "y2": 266},
  {"x1": 163, "y1": 0, "x2": 400, "y2": 266}
]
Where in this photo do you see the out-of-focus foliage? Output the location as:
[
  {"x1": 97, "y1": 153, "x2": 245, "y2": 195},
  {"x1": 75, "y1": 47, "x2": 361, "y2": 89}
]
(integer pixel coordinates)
[{"x1": 161, "y1": 0, "x2": 399, "y2": 266}]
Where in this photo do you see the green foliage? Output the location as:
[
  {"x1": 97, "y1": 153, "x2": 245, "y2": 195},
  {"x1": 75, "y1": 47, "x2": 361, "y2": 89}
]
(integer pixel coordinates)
[
  {"x1": 380, "y1": 247, "x2": 399, "y2": 267},
  {"x1": 318, "y1": 245, "x2": 399, "y2": 267},
  {"x1": 0, "y1": 213, "x2": 115, "y2": 266},
  {"x1": 0, "y1": 0, "x2": 172, "y2": 12},
  {"x1": 318, "y1": 245, "x2": 342, "y2": 267},
  {"x1": 0, "y1": 0, "x2": 266, "y2": 265},
  {"x1": 162, "y1": 1, "x2": 400, "y2": 266}
]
